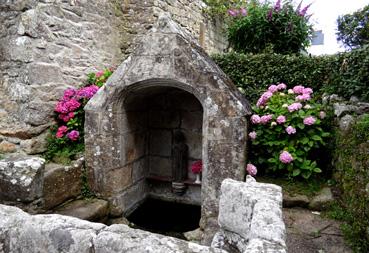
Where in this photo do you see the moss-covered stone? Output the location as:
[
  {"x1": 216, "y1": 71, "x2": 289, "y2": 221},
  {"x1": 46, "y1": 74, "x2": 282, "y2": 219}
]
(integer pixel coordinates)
[{"x1": 334, "y1": 114, "x2": 369, "y2": 252}]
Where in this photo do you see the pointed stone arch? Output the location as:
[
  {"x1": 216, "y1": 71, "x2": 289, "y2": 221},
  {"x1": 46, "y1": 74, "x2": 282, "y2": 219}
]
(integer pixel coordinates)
[{"x1": 84, "y1": 14, "x2": 251, "y2": 238}]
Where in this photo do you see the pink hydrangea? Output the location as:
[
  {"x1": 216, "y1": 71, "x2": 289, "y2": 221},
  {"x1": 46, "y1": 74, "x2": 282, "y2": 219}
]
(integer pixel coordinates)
[
  {"x1": 292, "y1": 85, "x2": 305, "y2": 94},
  {"x1": 303, "y1": 116, "x2": 316, "y2": 125},
  {"x1": 59, "y1": 112, "x2": 75, "y2": 122},
  {"x1": 279, "y1": 151, "x2": 294, "y2": 164},
  {"x1": 288, "y1": 102, "x2": 302, "y2": 112},
  {"x1": 228, "y1": 9, "x2": 238, "y2": 16},
  {"x1": 96, "y1": 71, "x2": 104, "y2": 78},
  {"x1": 277, "y1": 83, "x2": 287, "y2": 90},
  {"x1": 248, "y1": 131, "x2": 257, "y2": 140},
  {"x1": 65, "y1": 99, "x2": 81, "y2": 112},
  {"x1": 260, "y1": 114, "x2": 273, "y2": 124},
  {"x1": 296, "y1": 93, "x2": 311, "y2": 101},
  {"x1": 256, "y1": 91, "x2": 273, "y2": 107},
  {"x1": 56, "y1": 126, "x2": 68, "y2": 138},
  {"x1": 276, "y1": 115, "x2": 286, "y2": 124},
  {"x1": 285, "y1": 126, "x2": 296, "y2": 135},
  {"x1": 268, "y1": 84, "x2": 278, "y2": 93},
  {"x1": 302, "y1": 87, "x2": 313, "y2": 94},
  {"x1": 246, "y1": 163, "x2": 257, "y2": 176},
  {"x1": 67, "y1": 130, "x2": 80, "y2": 141},
  {"x1": 319, "y1": 111, "x2": 326, "y2": 119},
  {"x1": 251, "y1": 114, "x2": 261, "y2": 124},
  {"x1": 240, "y1": 7, "x2": 247, "y2": 16},
  {"x1": 63, "y1": 88, "x2": 77, "y2": 100},
  {"x1": 55, "y1": 101, "x2": 69, "y2": 114}
]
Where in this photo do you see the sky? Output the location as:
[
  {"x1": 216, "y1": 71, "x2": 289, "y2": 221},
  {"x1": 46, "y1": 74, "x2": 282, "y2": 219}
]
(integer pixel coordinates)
[{"x1": 305, "y1": 0, "x2": 369, "y2": 55}]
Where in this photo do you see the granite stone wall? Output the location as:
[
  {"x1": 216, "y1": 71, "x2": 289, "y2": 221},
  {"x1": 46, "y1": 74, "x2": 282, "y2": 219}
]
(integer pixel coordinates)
[{"x1": 0, "y1": 0, "x2": 227, "y2": 155}]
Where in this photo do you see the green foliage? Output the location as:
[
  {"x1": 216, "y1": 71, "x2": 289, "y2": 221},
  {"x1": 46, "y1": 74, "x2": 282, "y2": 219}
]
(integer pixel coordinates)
[
  {"x1": 44, "y1": 127, "x2": 85, "y2": 164},
  {"x1": 249, "y1": 85, "x2": 330, "y2": 179},
  {"x1": 259, "y1": 176, "x2": 325, "y2": 197},
  {"x1": 337, "y1": 4, "x2": 369, "y2": 49},
  {"x1": 203, "y1": 0, "x2": 246, "y2": 17},
  {"x1": 332, "y1": 114, "x2": 369, "y2": 252},
  {"x1": 227, "y1": 0, "x2": 313, "y2": 54},
  {"x1": 212, "y1": 45, "x2": 369, "y2": 102}
]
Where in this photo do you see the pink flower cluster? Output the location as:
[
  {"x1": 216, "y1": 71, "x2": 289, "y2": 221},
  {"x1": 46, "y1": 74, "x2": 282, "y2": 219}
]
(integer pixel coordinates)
[
  {"x1": 285, "y1": 126, "x2": 296, "y2": 135},
  {"x1": 55, "y1": 85, "x2": 99, "y2": 122},
  {"x1": 67, "y1": 130, "x2": 80, "y2": 141},
  {"x1": 276, "y1": 115, "x2": 286, "y2": 124},
  {"x1": 228, "y1": 7, "x2": 247, "y2": 17},
  {"x1": 246, "y1": 163, "x2": 257, "y2": 176},
  {"x1": 288, "y1": 102, "x2": 302, "y2": 112},
  {"x1": 54, "y1": 84, "x2": 100, "y2": 140},
  {"x1": 303, "y1": 116, "x2": 316, "y2": 125},
  {"x1": 279, "y1": 151, "x2": 294, "y2": 164},
  {"x1": 257, "y1": 83, "x2": 287, "y2": 107},
  {"x1": 56, "y1": 126, "x2": 68, "y2": 138},
  {"x1": 191, "y1": 160, "x2": 202, "y2": 174},
  {"x1": 249, "y1": 131, "x2": 257, "y2": 140}
]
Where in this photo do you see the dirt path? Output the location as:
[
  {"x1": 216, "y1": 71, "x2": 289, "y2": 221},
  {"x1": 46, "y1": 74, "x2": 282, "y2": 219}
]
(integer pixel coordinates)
[{"x1": 284, "y1": 208, "x2": 352, "y2": 253}]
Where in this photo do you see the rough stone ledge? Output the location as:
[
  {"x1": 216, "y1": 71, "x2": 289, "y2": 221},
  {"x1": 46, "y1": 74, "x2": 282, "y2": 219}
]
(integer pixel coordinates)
[
  {"x1": 0, "y1": 204, "x2": 227, "y2": 253},
  {"x1": 0, "y1": 156, "x2": 45, "y2": 202}
]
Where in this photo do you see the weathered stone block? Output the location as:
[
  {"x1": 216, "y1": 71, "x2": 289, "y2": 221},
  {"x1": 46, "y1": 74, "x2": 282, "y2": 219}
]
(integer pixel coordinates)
[
  {"x1": 109, "y1": 179, "x2": 148, "y2": 215},
  {"x1": 0, "y1": 156, "x2": 45, "y2": 202},
  {"x1": 103, "y1": 165, "x2": 132, "y2": 195},
  {"x1": 43, "y1": 161, "x2": 83, "y2": 210},
  {"x1": 213, "y1": 178, "x2": 286, "y2": 252}
]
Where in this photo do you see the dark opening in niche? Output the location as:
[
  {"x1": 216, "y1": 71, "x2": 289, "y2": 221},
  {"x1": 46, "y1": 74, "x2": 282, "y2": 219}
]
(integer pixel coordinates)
[{"x1": 127, "y1": 198, "x2": 201, "y2": 240}]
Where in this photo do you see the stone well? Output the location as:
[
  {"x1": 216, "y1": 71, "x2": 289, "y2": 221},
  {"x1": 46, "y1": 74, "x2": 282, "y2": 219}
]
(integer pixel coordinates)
[{"x1": 84, "y1": 14, "x2": 251, "y2": 234}]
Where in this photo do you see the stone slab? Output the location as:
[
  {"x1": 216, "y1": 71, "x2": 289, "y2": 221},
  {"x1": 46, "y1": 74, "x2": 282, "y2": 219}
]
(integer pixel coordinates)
[
  {"x1": 54, "y1": 199, "x2": 109, "y2": 222},
  {"x1": 0, "y1": 156, "x2": 45, "y2": 202}
]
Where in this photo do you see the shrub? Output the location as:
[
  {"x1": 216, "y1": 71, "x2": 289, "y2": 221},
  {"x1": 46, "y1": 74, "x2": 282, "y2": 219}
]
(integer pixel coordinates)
[
  {"x1": 203, "y1": 0, "x2": 246, "y2": 17},
  {"x1": 333, "y1": 114, "x2": 369, "y2": 252},
  {"x1": 213, "y1": 45, "x2": 369, "y2": 102},
  {"x1": 337, "y1": 4, "x2": 369, "y2": 49},
  {"x1": 227, "y1": 0, "x2": 313, "y2": 54},
  {"x1": 44, "y1": 69, "x2": 113, "y2": 163},
  {"x1": 248, "y1": 84, "x2": 330, "y2": 179}
]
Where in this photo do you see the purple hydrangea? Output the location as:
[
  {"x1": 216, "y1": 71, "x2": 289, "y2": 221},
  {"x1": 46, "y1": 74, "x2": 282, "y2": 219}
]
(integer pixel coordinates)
[
  {"x1": 288, "y1": 102, "x2": 303, "y2": 112},
  {"x1": 279, "y1": 151, "x2": 294, "y2": 164},
  {"x1": 276, "y1": 115, "x2": 286, "y2": 124},
  {"x1": 303, "y1": 116, "x2": 316, "y2": 125},
  {"x1": 67, "y1": 130, "x2": 80, "y2": 141},
  {"x1": 248, "y1": 131, "x2": 257, "y2": 140},
  {"x1": 246, "y1": 163, "x2": 257, "y2": 176},
  {"x1": 285, "y1": 126, "x2": 296, "y2": 135}
]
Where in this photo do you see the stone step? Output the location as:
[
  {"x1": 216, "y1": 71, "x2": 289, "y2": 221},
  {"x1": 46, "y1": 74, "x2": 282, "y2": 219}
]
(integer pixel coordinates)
[{"x1": 54, "y1": 198, "x2": 109, "y2": 222}]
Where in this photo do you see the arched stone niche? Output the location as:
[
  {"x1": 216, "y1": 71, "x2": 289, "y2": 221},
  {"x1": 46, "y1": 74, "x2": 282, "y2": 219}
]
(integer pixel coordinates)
[{"x1": 85, "y1": 14, "x2": 251, "y2": 239}]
